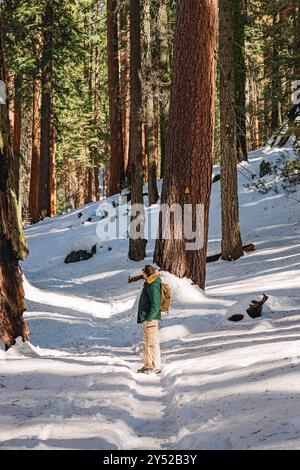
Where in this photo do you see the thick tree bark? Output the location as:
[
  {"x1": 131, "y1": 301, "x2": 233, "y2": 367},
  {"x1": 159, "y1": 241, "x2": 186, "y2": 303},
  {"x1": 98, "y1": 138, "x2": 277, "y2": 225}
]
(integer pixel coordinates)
[
  {"x1": 128, "y1": 0, "x2": 146, "y2": 261},
  {"x1": 107, "y1": 0, "x2": 124, "y2": 195},
  {"x1": 143, "y1": 0, "x2": 159, "y2": 206},
  {"x1": 39, "y1": 0, "x2": 54, "y2": 219},
  {"x1": 219, "y1": 0, "x2": 243, "y2": 261},
  {"x1": 154, "y1": 0, "x2": 218, "y2": 289},
  {"x1": 0, "y1": 25, "x2": 29, "y2": 348},
  {"x1": 233, "y1": 0, "x2": 248, "y2": 162}
]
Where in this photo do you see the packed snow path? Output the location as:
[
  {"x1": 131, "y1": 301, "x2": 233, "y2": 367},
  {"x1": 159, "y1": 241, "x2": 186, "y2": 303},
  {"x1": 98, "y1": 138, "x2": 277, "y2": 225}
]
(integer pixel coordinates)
[
  {"x1": 1, "y1": 146, "x2": 300, "y2": 449},
  {"x1": 0, "y1": 283, "x2": 179, "y2": 449}
]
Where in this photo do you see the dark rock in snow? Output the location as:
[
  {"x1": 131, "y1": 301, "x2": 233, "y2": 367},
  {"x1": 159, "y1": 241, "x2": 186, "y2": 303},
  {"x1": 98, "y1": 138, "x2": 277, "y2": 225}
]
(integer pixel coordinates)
[
  {"x1": 65, "y1": 250, "x2": 93, "y2": 263},
  {"x1": 228, "y1": 314, "x2": 244, "y2": 322},
  {"x1": 212, "y1": 174, "x2": 221, "y2": 183},
  {"x1": 259, "y1": 160, "x2": 272, "y2": 178},
  {"x1": 64, "y1": 244, "x2": 97, "y2": 264}
]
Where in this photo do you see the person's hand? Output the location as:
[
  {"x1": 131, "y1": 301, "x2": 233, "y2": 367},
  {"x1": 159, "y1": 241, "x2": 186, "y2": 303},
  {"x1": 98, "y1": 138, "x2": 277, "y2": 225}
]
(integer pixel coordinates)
[{"x1": 128, "y1": 274, "x2": 144, "y2": 283}]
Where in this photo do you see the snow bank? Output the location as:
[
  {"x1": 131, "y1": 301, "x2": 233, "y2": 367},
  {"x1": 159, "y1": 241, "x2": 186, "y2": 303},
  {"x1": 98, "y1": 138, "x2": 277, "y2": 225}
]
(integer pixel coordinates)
[
  {"x1": 160, "y1": 272, "x2": 206, "y2": 305},
  {"x1": 4, "y1": 337, "x2": 70, "y2": 359},
  {"x1": 4, "y1": 337, "x2": 28, "y2": 359},
  {"x1": 24, "y1": 277, "x2": 113, "y2": 318}
]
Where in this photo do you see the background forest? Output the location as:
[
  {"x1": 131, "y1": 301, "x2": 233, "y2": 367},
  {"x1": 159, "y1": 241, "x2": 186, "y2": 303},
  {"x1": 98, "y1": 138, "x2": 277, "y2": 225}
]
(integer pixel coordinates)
[
  {"x1": 2, "y1": 0, "x2": 299, "y2": 220},
  {"x1": 1, "y1": 0, "x2": 300, "y2": 451}
]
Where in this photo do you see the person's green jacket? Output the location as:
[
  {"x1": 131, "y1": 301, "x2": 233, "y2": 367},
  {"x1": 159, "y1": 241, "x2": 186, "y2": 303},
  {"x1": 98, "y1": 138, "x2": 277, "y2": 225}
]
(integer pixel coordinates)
[{"x1": 137, "y1": 274, "x2": 161, "y2": 324}]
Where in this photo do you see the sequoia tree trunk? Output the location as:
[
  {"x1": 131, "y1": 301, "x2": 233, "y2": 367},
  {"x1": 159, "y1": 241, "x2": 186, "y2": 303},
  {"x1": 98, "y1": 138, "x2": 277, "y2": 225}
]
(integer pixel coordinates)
[{"x1": 154, "y1": 0, "x2": 218, "y2": 289}]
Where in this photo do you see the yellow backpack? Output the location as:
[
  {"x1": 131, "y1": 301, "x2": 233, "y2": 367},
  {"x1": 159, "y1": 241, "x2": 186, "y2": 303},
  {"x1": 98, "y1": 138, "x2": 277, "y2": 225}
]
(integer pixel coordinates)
[{"x1": 161, "y1": 282, "x2": 171, "y2": 313}]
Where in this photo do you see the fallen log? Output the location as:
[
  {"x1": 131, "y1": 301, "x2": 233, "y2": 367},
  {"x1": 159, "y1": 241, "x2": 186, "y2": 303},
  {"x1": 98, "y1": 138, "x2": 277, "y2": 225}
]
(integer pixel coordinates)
[
  {"x1": 207, "y1": 243, "x2": 255, "y2": 263},
  {"x1": 243, "y1": 243, "x2": 255, "y2": 253},
  {"x1": 247, "y1": 294, "x2": 269, "y2": 318}
]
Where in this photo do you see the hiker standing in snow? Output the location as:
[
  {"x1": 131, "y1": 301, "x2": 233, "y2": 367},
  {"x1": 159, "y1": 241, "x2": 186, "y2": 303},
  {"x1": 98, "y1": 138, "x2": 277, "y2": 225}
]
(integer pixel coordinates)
[{"x1": 137, "y1": 265, "x2": 162, "y2": 374}]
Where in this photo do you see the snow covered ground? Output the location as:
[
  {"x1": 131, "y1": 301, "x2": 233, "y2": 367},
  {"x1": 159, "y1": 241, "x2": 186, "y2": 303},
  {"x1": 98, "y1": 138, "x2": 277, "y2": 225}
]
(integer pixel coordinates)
[{"x1": 1, "y1": 145, "x2": 300, "y2": 450}]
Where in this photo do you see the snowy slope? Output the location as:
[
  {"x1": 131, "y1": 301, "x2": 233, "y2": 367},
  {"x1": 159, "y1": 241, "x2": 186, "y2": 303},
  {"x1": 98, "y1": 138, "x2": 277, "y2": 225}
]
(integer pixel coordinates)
[{"x1": 1, "y1": 145, "x2": 300, "y2": 450}]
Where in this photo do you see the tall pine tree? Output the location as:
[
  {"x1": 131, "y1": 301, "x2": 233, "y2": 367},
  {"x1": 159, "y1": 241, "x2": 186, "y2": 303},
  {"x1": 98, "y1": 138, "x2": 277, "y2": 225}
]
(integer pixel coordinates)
[
  {"x1": 128, "y1": 0, "x2": 146, "y2": 261},
  {"x1": 107, "y1": 0, "x2": 124, "y2": 195},
  {"x1": 219, "y1": 0, "x2": 243, "y2": 261},
  {"x1": 39, "y1": 0, "x2": 54, "y2": 218}
]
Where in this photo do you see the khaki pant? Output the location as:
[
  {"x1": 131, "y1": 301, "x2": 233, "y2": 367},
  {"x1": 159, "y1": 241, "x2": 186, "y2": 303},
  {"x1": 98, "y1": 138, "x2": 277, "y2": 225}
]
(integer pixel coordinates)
[{"x1": 143, "y1": 320, "x2": 161, "y2": 370}]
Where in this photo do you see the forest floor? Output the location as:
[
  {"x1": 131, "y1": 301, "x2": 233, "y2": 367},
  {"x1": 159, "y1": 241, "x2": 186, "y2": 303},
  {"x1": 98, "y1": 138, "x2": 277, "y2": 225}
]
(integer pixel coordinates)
[{"x1": 1, "y1": 144, "x2": 300, "y2": 450}]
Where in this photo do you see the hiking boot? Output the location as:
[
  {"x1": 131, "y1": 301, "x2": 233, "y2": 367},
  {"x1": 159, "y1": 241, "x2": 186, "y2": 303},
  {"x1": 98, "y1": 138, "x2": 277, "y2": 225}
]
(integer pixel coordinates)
[
  {"x1": 145, "y1": 368, "x2": 162, "y2": 375},
  {"x1": 137, "y1": 366, "x2": 148, "y2": 373}
]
